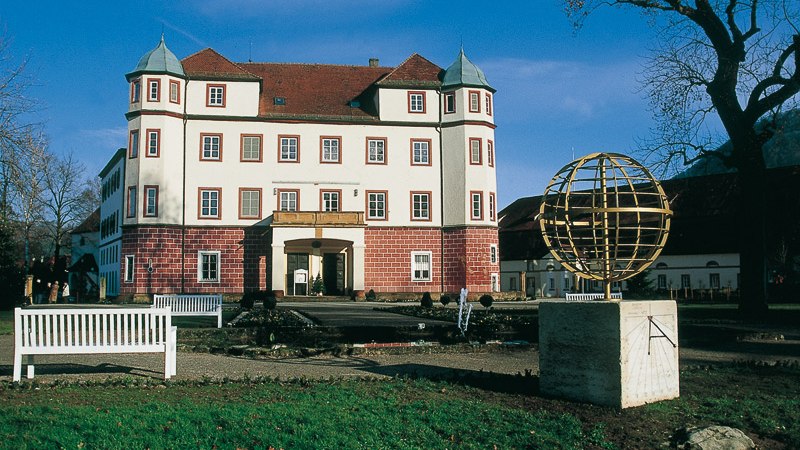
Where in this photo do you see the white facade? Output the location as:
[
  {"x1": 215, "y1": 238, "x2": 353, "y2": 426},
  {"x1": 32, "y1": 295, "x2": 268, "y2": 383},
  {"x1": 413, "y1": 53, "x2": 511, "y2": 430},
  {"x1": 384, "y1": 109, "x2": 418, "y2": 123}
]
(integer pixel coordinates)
[
  {"x1": 112, "y1": 42, "x2": 500, "y2": 298},
  {"x1": 500, "y1": 253, "x2": 740, "y2": 298},
  {"x1": 98, "y1": 149, "x2": 125, "y2": 297}
]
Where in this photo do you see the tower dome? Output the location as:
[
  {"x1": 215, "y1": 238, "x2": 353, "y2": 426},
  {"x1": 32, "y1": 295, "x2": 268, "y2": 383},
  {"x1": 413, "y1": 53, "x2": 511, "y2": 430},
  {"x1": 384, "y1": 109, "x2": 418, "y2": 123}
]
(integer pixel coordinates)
[
  {"x1": 127, "y1": 36, "x2": 185, "y2": 80},
  {"x1": 441, "y1": 48, "x2": 494, "y2": 92}
]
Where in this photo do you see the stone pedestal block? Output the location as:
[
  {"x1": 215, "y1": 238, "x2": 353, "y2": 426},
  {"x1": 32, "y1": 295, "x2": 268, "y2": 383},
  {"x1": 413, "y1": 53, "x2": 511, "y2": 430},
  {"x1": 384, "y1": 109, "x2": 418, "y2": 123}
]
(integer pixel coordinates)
[{"x1": 539, "y1": 300, "x2": 679, "y2": 408}]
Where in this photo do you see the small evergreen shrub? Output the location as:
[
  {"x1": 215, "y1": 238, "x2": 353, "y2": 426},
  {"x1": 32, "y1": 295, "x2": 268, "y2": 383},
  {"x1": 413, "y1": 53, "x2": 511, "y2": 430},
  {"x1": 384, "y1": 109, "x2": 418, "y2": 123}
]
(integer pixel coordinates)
[
  {"x1": 420, "y1": 292, "x2": 433, "y2": 308},
  {"x1": 263, "y1": 295, "x2": 277, "y2": 310},
  {"x1": 365, "y1": 289, "x2": 377, "y2": 301},
  {"x1": 439, "y1": 294, "x2": 451, "y2": 306},
  {"x1": 479, "y1": 294, "x2": 494, "y2": 309},
  {"x1": 240, "y1": 292, "x2": 255, "y2": 309},
  {"x1": 311, "y1": 273, "x2": 326, "y2": 295},
  {"x1": 243, "y1": 291, "x2": 277, "y2": 309}
]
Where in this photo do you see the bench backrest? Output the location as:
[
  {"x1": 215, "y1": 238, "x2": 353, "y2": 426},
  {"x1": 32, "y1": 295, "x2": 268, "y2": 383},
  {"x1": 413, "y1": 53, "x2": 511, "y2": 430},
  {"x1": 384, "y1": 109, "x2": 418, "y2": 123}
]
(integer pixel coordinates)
[
  {"x1": 153, "y1": 294, "x2": 222, "y2": 313},
  {"x1": 565, "y1": 292, "x2": 623, "y2": 301},
  {"x1": 15, "y1": 307, "x2": 172, "y2": 350}
]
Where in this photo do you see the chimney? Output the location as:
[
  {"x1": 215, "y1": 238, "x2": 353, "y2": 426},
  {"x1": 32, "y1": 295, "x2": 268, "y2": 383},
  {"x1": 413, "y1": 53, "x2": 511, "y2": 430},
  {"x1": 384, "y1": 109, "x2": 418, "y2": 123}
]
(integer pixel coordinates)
[{"x1": 369, "y1": 58, "x2": 379, "y2": 67}]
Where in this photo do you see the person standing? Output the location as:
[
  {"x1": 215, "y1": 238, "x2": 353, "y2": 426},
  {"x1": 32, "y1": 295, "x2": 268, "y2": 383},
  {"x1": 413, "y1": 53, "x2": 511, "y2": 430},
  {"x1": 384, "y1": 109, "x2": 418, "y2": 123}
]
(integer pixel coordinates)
[
  {"x1": 62, "y1": 282, "x2": 70, "y2": 303},
  {"x1": 48, "y1": 281, "x2": 59, "y2": 304}
]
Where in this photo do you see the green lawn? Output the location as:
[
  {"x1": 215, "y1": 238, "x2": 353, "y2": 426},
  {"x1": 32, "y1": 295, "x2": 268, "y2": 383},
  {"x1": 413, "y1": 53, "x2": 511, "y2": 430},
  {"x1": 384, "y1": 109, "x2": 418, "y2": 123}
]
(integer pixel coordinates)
[
  {"x1": 0, "y1": 378, "x2": 604, "y2": 449},
  {"x1": 0, "y1": 310, "x2": 13, "y2": 335},
  {"x1": 1, "y1": 365, "x2": 798, "y2": 449}
]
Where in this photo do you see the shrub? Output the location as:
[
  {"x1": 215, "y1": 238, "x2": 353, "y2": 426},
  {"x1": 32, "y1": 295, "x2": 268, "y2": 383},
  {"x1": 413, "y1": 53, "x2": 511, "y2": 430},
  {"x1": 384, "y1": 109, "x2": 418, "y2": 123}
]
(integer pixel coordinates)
[
  {"x1": 243, "y1": 291, "x2": 277, "y2": 310},
  {"x1": 240, "y1": 292, "x2": 255, "y2": 309},
  {"x1": 365, "y1": 289, "x2": 377, "y2": 301},
  {"x1": 420, "y1": 292, "x2": 433, "y2": 308},
  {"x1": 263, "y1": 295, "x2": 277, "y2": 310},
  {"x1": 311, "y1": 273, "x2": 326, "y2": 295},
  {"x1": 479, "y1": 294, "x2": 494, "y2": 309},
  {"x1": 439, "y1": 294, "x2": 451, "y2": 306}
]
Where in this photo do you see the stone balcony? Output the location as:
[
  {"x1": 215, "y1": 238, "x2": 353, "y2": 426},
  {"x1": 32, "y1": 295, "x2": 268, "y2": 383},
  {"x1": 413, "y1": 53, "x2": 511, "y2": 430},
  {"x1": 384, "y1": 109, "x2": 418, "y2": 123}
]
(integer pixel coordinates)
[{"x1": 271, "y1": 211, "x2": 366, "y2": 227}]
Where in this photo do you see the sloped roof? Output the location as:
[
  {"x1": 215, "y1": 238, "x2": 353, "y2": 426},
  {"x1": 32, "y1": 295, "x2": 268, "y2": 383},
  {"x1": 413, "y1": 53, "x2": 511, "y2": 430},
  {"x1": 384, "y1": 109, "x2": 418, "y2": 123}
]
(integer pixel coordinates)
[
  {"x1": 240, "y1": 62, "x2": 390, "y2": 119},
  {"x1": 72, "y1": 208, "x2": 100, "y2": 234},
  {"x1": 128, "y1": 37, "x2": 185, "y2": 79},
  {"x1": 175, "y1": 48, "x2": 456, "y2": 119},
  {"x1": 376, "y1": 53, "x2": 443, "y2": 88},
  {"x1": 441, "y1": 49, "x2": 494, "y2": 92},
  {"x1": 676, "y1": 109, "x2": 800, "y2": 178},
  {"x1": 499, "y1": 166, "x2": 800, "y2": 260},
  {"x1": 182, "y1": 48, "x2": 260, "y2": 81}
]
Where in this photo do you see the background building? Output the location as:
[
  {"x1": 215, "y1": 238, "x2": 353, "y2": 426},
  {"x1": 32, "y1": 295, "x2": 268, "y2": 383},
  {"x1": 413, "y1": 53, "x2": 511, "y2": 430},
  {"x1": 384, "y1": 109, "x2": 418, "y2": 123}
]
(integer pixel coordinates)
[
  {"x1": 98, "y1": 148, "x2": 126, "y2": 298},
  {"x1": 498, "y1": 166, "x2": 800, "y2": 300}
]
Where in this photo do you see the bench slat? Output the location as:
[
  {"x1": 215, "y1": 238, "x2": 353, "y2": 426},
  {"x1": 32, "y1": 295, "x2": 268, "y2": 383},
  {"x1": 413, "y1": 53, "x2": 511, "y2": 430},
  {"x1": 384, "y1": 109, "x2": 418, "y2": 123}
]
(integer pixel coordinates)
[{"x1": 153, "y1": 294, "x2": 223, "y2": 328}]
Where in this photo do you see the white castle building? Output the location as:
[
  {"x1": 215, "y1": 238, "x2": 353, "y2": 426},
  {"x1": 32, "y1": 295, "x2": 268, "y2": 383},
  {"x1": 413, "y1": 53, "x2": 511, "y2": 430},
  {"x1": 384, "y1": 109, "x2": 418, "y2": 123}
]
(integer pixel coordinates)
[{"x1": 99, "y1": 38, "x2": 499, "y2": 300}]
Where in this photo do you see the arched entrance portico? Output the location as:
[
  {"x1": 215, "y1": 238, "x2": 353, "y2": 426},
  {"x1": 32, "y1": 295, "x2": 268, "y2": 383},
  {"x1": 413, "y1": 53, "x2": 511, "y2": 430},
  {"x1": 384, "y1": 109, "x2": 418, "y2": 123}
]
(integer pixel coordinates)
[
  {"x1": 284, "y1": 238, "x2": 352, "y2": 295},
  {"x1": 270, "y1": 223, "x2": 365, "y2": 297}
]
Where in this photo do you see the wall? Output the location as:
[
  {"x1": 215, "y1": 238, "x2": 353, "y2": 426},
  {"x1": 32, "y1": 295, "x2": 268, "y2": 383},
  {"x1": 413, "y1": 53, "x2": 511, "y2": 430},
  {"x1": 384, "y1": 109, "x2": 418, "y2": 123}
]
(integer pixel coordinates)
[{"x1": 119, "y1": 225, "x2": 270, "y2": 299}]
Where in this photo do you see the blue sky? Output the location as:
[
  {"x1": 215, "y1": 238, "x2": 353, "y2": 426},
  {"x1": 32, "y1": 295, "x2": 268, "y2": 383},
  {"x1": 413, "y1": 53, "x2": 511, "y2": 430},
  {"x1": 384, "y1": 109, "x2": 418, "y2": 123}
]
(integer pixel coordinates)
[{"x1": 2, "y1": 0, "x2": 660, "y2": 208}]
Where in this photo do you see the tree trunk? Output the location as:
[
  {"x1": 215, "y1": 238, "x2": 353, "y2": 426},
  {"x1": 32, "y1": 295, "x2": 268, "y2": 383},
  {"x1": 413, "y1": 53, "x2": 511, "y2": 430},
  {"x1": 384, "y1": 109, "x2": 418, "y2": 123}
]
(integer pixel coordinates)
[{"x1": 735, "y1": 142, "x2": 769, "y2": 318}]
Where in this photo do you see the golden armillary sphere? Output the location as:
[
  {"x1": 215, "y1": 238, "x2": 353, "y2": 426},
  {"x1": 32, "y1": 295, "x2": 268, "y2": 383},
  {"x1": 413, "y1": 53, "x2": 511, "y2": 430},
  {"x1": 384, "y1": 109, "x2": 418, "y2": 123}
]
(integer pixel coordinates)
[{"x1": 538, "y1": 153, "x2": 672, "y2": 299}]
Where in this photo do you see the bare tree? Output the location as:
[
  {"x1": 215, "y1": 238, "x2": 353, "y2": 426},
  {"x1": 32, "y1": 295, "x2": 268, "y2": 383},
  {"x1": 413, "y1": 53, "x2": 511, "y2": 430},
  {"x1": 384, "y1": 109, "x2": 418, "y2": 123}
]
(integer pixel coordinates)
[
  {"x1": 12, "y1": 131, "x2": 47, "y2": 270},
  {"x1": 0, "y1": 32, "x2": 38, "y2": 222},
  {"x1": 565, "y1": 0, "x2": 800, "y2": 315},
  {"x1": 43, "y1": 151, "x2": 89, "y2": 259}
]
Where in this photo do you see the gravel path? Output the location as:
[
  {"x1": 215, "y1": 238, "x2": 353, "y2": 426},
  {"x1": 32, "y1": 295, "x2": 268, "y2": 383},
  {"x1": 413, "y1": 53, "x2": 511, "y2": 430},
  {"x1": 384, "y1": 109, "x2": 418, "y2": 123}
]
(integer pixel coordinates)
[
  {"x1": 0, "y1": 335, "x2": 538, "y2": 382},
  {"x1": 3, "y1": 331, "x2": 798, "y2": 384}
]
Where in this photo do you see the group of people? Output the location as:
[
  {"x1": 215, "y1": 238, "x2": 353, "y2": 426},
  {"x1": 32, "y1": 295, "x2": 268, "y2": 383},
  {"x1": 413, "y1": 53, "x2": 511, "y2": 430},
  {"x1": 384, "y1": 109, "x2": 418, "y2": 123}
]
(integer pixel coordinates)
[
  {"x1": 29, "y1": 278, "x2": 72, "y2": 304},
  {"x1": 46, "y1": 281, "x2": 70, "y2": 304}
]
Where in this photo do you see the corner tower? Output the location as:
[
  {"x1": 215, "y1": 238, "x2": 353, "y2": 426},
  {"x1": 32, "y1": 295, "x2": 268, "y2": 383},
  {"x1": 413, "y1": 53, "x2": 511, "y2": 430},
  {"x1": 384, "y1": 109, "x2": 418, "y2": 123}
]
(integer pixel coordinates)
[
  {"x1": 440, "y1": 49, "x2": 499, "y2": 293},
  {"x1": 121, "y1": 37, "x2": 188, "y2": 298}
]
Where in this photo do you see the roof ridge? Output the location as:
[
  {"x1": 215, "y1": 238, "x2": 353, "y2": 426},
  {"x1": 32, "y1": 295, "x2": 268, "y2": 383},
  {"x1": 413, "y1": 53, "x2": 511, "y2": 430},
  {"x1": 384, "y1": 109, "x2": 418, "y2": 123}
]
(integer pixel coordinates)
[
  {"x1": 181, "y1": 47, "x2": 214, "y2": 61},
  {"x1": 239, "y1": 61, "x2": 389, "y2": 69},
  {"x1": 380, "y1": 52, "x2": 423, "y2": 81}
]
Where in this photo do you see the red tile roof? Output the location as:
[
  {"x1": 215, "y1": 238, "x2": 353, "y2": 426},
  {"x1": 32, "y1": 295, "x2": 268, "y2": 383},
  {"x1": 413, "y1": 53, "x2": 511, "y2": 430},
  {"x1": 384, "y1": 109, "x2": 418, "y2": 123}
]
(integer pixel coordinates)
[
  {"x1": 181, "y1": 49, "x2": 443, "y2": 119},
  {"x1": 377, "y1": 53, "x2": 443, "y2": 87},
  {"x1": 182, "y1": 48, "x2": 260, "y2": 80},
  {"x1": 240, "y1": 62, "x2": 390, "y2": 119},
  {"x1": 72, "y1": 208, "x2": 100, "y2": 234}
]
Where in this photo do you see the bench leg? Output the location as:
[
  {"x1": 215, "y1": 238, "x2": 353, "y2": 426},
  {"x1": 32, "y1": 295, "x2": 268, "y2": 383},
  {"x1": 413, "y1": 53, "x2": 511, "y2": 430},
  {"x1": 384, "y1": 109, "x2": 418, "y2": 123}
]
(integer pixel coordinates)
[
  {"x1": 164, "y1": 326, "x2": 177, "y2": 379},
  {"x1": 217, "y1": 309, "x2": 222, "y2": 328},
  {"x1": 13, "y1": 352, "x2": 21, "y2": 382},
  {"x1": 26, "y1": 355, "x2": 35, "y2": 379}
]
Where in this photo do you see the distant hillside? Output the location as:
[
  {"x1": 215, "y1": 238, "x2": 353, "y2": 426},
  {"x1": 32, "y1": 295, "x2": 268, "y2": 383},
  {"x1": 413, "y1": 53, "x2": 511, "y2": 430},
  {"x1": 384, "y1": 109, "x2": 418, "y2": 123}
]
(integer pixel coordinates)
[{"x1": 675, "y1": 109, "x2": 800, "y2": 178}]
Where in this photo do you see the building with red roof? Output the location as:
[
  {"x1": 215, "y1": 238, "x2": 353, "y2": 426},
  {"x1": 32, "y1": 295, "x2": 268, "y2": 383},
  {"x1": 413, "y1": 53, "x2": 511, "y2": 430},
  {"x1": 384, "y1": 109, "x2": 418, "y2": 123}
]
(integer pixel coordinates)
[{"x1": 101, "y1": 38, "x2": 499, "y2": 300}]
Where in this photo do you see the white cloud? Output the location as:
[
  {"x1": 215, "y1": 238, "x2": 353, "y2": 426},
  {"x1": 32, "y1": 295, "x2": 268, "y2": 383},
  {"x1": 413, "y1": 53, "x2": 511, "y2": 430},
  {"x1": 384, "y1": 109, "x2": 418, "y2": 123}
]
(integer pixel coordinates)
[
  {"x1": 191, "y1": 0, "x2": 406, "y2": 19},
  {"x1": 479, "y1": 57, "x2": 645, "y2": 122},
  {"x1": 160, "y1": 19, "x2": 210, "y2": 49},
  {"x1": 78, "y1": 127, "x2": 128, "y2": 150}
]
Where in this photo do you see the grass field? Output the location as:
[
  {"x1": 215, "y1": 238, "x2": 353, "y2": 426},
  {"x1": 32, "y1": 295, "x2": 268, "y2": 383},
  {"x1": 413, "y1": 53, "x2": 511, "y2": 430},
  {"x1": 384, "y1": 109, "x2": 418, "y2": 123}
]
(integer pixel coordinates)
[
  {"x1": 1, "y1": 364, "x2": 798, "y2": 449},
  {"x1": 0, "y1": 310, "x2": 13, "y2": 335},
  {"x1": 0, "y1": 378, "x2": 603, "y2": 449}
]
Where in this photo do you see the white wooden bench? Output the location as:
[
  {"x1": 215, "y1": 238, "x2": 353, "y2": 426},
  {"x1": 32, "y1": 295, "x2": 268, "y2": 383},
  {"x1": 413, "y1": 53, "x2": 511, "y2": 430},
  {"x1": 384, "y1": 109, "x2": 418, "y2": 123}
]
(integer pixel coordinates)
[
  {"x1": 565, "y1": 292, "x2": 623, "y2": 301},
  {"x1": 153, "y1": 294, "x2": 223, "y2": 328},
  {"x1": 13, "y1": 307, "x2": 176, "y2": 382}
]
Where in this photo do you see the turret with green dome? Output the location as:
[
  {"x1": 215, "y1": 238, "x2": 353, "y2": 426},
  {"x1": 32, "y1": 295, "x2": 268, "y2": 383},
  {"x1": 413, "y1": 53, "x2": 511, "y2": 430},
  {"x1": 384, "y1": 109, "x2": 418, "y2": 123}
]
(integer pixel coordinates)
[
  {"x1": 126, "y1": 36, "x2": 185, "y2": 81},
  {"x1": 441, "y1": 48, "x2": 495, "y2": 93}
]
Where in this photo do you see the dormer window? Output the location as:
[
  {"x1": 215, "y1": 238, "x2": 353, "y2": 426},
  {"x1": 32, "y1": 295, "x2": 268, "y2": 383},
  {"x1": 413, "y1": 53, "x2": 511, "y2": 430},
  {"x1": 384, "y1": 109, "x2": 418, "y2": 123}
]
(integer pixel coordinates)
[
  {"x1": 408, "y1": 91, "x2": 425, "y2": 113},
  {"x1": 207, "y1": 84, "x2": 226, "y2": 107}
]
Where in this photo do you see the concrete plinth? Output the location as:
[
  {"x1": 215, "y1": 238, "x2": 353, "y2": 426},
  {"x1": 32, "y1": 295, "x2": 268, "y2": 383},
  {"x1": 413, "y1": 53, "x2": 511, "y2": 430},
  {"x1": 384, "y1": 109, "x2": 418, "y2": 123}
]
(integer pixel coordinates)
[{"x1": 539, "y1": 299, "x2": 679, "y2": 408}]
